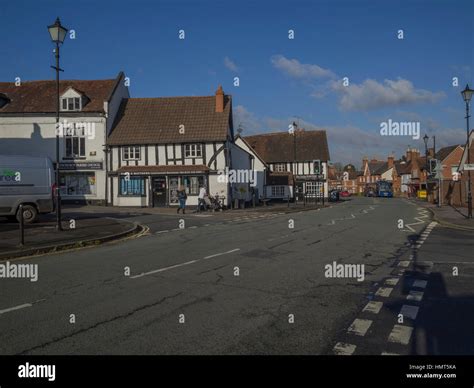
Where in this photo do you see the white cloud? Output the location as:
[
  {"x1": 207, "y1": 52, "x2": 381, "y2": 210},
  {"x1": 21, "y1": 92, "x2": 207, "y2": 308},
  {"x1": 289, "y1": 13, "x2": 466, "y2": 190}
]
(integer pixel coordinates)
[
  {"x1": 233, "y1": 105, "x2": 261, "y2": 134},
  {"x1": 332, "y1": 78, "x2": 445, "y2": 111},
  {"x1": 224, "y1": 56, "x2": 239, "y2": 72},
  {"x1": 271, "y1": 55, "x2": 336, "y2": 79}
]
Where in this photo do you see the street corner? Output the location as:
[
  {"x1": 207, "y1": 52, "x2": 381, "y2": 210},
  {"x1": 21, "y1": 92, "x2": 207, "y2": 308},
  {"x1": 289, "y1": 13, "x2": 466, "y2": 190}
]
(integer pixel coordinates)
[{"x1": 0, "y1": 215, "x2": 145, "y2": 260}]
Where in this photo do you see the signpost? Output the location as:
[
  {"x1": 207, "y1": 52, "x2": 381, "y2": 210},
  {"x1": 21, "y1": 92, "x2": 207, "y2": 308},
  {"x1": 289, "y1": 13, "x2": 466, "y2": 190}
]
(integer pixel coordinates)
[{"x1": 464, "y1": 164, "x2": 474, "y2": 171}]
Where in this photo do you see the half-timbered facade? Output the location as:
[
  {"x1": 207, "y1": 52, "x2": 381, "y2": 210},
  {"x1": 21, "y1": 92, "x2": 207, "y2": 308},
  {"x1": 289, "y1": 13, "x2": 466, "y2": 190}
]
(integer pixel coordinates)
[
  {"x1": 243, "y1": 130, "x2": 330, "y2": 199},
  {"x1": 107, "y1": 86, "x2": 251, "y2": 207}
]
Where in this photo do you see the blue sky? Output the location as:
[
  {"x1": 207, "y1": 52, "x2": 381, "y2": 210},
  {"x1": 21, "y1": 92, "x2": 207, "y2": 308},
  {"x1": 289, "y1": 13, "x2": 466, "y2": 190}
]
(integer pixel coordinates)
[{"x1": 1, "y1": 0, "x2": 473, "y2": 166}]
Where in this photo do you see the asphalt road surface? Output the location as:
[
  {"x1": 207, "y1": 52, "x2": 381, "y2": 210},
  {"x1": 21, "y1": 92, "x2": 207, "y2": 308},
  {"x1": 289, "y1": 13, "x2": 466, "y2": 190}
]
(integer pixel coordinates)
[{"x1": 1, "y1": 197, "x2": 472, "y2": 355}]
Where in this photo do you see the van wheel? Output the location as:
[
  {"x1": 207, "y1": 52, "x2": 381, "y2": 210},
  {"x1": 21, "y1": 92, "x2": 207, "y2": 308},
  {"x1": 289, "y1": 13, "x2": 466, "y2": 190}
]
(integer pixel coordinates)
[{"x1": 16, "y1": 205, "x2": 38, "y2": 224}]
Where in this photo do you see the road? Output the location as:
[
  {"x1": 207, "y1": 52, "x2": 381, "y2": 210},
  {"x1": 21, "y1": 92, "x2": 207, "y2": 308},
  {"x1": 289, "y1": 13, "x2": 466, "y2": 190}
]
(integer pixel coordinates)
[{"x1": 0, "y1": 197, "x2": 472, "y2": 355}]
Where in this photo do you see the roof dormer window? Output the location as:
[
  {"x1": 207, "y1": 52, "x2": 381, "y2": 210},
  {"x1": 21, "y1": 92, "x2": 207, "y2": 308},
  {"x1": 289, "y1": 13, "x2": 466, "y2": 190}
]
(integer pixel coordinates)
[{"x1": 61, "y1": 97, "x2": 81, "y2": 111}]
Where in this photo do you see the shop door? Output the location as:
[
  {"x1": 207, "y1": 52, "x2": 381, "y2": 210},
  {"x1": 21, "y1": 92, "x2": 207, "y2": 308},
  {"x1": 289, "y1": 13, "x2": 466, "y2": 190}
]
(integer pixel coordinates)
[{"x1": 152, "y1": 177, "x2": 167, "y2": 207}]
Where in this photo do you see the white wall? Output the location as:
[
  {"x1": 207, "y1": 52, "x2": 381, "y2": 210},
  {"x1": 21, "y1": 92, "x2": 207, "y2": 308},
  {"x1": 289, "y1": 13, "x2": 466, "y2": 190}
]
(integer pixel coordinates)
[{"x1": 0, "y1": 115, "x2": 107, "y2": 201}]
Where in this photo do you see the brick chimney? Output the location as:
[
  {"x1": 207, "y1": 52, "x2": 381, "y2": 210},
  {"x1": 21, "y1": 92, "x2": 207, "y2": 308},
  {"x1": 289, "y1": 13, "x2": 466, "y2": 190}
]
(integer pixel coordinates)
[
  {"x1": 387, "y1": 155, "x2": 394, "y2": 168},
  {"x1": 215, "y1": 85, "x2": 224, "y2": 113}
]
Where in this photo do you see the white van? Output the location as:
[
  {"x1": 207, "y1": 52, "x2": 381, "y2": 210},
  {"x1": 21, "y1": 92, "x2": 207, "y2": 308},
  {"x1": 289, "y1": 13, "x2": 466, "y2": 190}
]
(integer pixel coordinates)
[{"x1": 0, "y1": 155, "x2": 55, "y2": 223}]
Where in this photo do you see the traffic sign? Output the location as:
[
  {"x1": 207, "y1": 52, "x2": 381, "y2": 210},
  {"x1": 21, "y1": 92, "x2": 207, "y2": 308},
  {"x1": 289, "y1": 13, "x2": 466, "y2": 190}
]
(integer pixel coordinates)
[{"x1": 464, "y1": 164, "x2": 474, "y2": 171}]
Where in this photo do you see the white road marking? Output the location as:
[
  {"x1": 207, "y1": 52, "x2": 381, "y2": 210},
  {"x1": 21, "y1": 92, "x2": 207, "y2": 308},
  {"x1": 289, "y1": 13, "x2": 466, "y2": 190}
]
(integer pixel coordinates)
[
  {"x1": 375, "y1": 287, "x2": 393, "y2": 297},
  {"x1": 347, "y1": 318, "x2": 372, "y2": 336},
  {"x1": 388, "y1": 324, "x2": 413, "y2": 345},
  {"x1": 398, "y1": 261, "x2": 410, "y2": 268},
  {"x1": 385, "y1": 278, "x2": 399, "y2": 286},
  {"x1": 363, "y1": 301, "x2": 383, "y2": 314},
  {"x1": 381, "y1": 352, "x2": 400, "y2": 356},
  {"x1": 189, "y1": 226, "x2": 198, "y2": 229},
  {"x1": 156, "y1": 230, "x2": 170, "y2": 234},
  {"x1": 400, "y1": 304, "x2": 419, "y2": 320},
  {"x1": 131, "y1": 248, "x2": 240, "y2": 279},
  {"x1": 0, "y1": 303, "x2": 33, "y2": 315},
  {"x1": 204, "y1": 248, "x2": 240, "y2": 259},
  {"x1": 412, "y1": 279, "x2": 427, "y2": 289},
  {"x1": 131, "y1": 260, "x2": 199, "y2": 278},
  {"x1": 407, "y1": 290, "x2": 424, "y2": 302},
  {"x1": 333, "y1": 342, "x2": 356, "y2": 355}
]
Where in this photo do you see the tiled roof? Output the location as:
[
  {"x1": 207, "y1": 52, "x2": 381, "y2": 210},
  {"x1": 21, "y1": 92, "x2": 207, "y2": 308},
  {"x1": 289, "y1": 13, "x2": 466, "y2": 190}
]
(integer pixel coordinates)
[
  {"x1": 0, "y1": 78, "x2": 118, "y2": 114},
  {"x1": 115, "y1": 165, "x2": 210, "y2": 174},
  {"x1": 108, "y1": 95, "x2": 232, "y2": 145},
  {"x1": 394, "y1": 160, "x2": 413, "y2": 175},
  {"x1": 244, "y1": 130, "x2": 330, "y2": 163},
  {"x1": 435, "y1": 145, "x2": 461, "y2": 162},
  {"x1": 367, "y1": 161, "x2": 385, "y2": 175}
]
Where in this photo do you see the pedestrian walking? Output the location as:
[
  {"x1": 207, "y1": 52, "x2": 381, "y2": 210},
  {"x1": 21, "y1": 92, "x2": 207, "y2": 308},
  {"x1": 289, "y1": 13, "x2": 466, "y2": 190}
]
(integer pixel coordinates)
[
  {"x1": 198, "y1": 185, "x2": 207, "y2": 212},
  {"x1": 177, "y1": 186, "x2": 187, "y2": 214}
]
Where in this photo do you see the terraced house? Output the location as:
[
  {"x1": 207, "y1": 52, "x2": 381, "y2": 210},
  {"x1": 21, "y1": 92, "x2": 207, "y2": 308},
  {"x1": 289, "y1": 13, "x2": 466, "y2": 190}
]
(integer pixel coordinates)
[{"x1": 106, "y1": 86, "x2": 252, "y2": 207}]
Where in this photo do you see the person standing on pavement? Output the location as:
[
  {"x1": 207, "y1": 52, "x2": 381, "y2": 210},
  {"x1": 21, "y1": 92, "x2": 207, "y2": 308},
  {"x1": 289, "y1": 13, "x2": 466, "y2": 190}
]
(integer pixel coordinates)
[
  {"x1": 198, "y1": 185, "x2": 207, "y2": 212},
  {"x1": 177, "y1": 186, "x2": 187, "y2": 214}
]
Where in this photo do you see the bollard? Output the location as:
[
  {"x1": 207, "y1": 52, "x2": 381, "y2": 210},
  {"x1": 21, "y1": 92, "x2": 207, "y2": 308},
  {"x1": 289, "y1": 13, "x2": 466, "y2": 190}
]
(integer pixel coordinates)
[
  {"x1": 19, "y1": 204, "x2": 24, "y2": 247},
  {"x1": 287, "y1": 195, "x2": 290, "y2": 208}
]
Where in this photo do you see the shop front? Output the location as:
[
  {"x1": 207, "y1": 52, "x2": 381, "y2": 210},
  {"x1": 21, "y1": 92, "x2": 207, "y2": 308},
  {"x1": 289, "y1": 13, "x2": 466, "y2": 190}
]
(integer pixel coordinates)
[
  {"x1": 112, "y1": 165, "x2": 211, "y2": 207},
  {"x1": 59, "y1": 161, "x2": 104, "y2": 205}
]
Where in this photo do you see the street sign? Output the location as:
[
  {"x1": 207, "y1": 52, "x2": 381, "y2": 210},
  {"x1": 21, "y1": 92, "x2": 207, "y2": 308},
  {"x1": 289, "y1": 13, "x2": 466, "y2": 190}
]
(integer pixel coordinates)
[{"x1": 464, "y1": 164, "x2": 474, "y2": 171}]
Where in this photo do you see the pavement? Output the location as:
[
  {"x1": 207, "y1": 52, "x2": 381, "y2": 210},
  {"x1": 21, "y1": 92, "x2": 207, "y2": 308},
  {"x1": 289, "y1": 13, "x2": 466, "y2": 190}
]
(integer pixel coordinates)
[
  {"x1": 414, "y1": 200, "x2": 474, "y2": 231},
  {"x1": 0, "y1": 214, "x2": 142, "y2": 260},
  {"x1": 0, "y1": 196, "x2": 448, "y2": 355}
]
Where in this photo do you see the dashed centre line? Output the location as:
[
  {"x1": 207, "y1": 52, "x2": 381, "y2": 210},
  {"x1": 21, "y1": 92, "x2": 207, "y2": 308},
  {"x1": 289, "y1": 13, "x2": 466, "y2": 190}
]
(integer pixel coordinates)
[{"x1": 130, "y1": 248, "x2": 241, "y2": 279}]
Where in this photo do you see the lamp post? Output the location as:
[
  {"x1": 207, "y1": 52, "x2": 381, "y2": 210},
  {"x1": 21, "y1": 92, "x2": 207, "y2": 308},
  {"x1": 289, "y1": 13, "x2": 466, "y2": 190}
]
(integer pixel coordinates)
[
  {"x1": 423, "y1": 134, "x2": 430, "y2": 201},
  {"x1": 461, "y1": 84, "x2": 474, "y2": 218},
  {"x1": 423, "y1": 134, "x2": 429, "y2": 168},
  {"x1": 48, "y1": 17, "x2": 68, "y2": 231}
]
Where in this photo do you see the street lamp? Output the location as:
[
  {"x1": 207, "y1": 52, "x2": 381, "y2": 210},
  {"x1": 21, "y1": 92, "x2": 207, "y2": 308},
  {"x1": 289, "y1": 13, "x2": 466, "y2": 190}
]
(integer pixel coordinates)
[
  {"x1": 461, "y1": 84, "x2": 473, "y2": 218},
  {"x1": 48, "y1": 17, "x2": 68, "y2": 231},
  {"x1": 423, "y1": 134, "x2": 429, "y2": 167}
]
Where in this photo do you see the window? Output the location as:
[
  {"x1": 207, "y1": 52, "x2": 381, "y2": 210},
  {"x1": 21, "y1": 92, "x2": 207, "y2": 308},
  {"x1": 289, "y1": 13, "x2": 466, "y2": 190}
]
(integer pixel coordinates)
[
  {"x1": 274, "y1": 163, "x2": 287, "y2": 172},
  {"x1": 60, "y1": 172, "x2": 96, "y2": 196},
  {"x1": 61, "y1": 97, "x2": 81, "y2": 111},
  {"x1": 271, "y1": 186, "x2": 286, "y2": 197},
  {"x1": 65, "y1": 125, "x2": 86, "y2": 158},
  {"x1": 184, "y1": 144, "x2": 202, "y2": 158},
  {"x1": 123, "y1": 146, "x2": 141, "y2": 161},
  {"x1": 182, "y1": 176, "x2": 204, "y2": 195},
  {"x1": 306, "y1": 181, "x2": 323, "y2": 196},
  {"x1": 120, "y1": 176, "x2": 145, "y2": 196}
]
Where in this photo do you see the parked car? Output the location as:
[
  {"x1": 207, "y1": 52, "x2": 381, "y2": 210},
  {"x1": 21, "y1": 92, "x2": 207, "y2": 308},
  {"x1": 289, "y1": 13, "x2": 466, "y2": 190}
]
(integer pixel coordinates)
[
  {"x1": 328, "y1": 189, "x2": 340, "y2": 202},
  {"x1": 340, "y1": 190, "x2": 351, "y2": 197},
  {"x1": 365, "y1": 189, "x2": 376, "y2": 197},
  {"x1": 0, "y1": 155, "x2": 55, "y2": 223}
]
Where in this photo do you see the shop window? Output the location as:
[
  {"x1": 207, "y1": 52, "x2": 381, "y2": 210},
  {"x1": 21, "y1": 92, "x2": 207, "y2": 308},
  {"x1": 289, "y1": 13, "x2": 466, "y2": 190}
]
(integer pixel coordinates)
[
  {"x1": 271, "y1": 186, "x2": 285, "y2": 197},
  {"x1": 182, "y1": 175, "x2": 204, "y2": 195},
  {"x1": 60, "y1": 172, "x2": 96, "y2": 196},
  {"x1": 120, "y1": 176, "x2": 145, "y2": 196}
]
